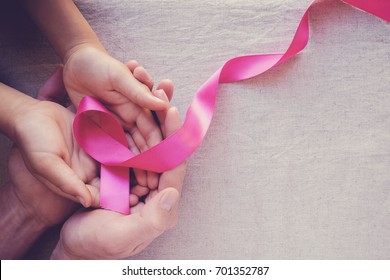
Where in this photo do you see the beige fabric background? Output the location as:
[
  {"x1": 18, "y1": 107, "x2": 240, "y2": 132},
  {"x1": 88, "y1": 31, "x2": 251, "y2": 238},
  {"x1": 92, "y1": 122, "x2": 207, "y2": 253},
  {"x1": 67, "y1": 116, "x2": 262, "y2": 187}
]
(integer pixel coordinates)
[{"x1": 0, "y1": 0, "x2": 389, "y2": 259}]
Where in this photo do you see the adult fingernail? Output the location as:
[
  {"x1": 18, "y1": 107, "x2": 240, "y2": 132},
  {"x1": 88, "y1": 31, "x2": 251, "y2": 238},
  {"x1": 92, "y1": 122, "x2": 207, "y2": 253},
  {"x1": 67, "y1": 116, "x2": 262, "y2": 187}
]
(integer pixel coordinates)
[{"x1": 159, "y1": 190, "x2": 179, "y2": 212}]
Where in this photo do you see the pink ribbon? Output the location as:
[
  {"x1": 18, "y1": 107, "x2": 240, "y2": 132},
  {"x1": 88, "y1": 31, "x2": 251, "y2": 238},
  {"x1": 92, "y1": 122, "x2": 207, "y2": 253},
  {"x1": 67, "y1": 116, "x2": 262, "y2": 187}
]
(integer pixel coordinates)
[{"x1": 73, "y1": 0, "x2": 390, "y2": 214}]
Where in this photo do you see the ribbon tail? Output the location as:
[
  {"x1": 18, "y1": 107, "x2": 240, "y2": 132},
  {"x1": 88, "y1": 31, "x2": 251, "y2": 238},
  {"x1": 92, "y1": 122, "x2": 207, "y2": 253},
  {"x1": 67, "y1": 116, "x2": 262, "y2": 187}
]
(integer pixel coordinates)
[
  {"x1": 100, "y1": 164, "x2": 130, "y2": 214},
  {"x1": 342, "y1": 0, "x2": 390, "y2": 22}
]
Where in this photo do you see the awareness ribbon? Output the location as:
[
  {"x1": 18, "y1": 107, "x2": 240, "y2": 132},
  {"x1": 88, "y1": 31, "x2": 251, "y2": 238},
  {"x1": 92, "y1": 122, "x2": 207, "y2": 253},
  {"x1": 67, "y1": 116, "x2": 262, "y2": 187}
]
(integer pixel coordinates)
[{"x1": 73, "y1": 0, "x2": 390, "y2": 214}]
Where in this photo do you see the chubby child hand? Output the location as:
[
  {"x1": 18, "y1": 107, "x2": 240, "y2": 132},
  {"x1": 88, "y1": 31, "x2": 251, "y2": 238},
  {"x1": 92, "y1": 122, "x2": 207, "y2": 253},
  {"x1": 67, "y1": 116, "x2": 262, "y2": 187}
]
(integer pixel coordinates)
[
  {"x1": 63, "y1": 45, "x2": 168, "y2": 190},
  {"x1": 1, "y1": 82, "x2": 98, "y2": 207},
  {"x1": 12, "y1": 97, "x2": 100, "y2": 208}
]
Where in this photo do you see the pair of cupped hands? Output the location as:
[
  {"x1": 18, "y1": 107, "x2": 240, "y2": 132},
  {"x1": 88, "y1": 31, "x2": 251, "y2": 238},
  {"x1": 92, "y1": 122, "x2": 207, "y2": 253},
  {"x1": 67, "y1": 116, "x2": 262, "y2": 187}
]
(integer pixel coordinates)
[{"x1": 10, "y1": 45, "x2": 186, "y2": 259}]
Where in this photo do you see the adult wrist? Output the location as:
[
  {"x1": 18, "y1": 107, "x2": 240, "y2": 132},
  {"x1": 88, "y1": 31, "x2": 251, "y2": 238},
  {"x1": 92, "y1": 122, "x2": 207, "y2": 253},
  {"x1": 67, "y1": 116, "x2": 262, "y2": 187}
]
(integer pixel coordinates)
[
  {"x1": 51, "y1": 239, "x2": 83, "y2": 260},
  {"x1": 0, "y1": 183, "x2": 48, "y2": 259}
]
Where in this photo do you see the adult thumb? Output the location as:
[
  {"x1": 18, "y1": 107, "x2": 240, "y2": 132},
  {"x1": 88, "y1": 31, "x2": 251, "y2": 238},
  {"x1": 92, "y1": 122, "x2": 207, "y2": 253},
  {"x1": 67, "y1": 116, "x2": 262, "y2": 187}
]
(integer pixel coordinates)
[{"x1": 140, "y1": 187, "x2": 180, "y2": 238}]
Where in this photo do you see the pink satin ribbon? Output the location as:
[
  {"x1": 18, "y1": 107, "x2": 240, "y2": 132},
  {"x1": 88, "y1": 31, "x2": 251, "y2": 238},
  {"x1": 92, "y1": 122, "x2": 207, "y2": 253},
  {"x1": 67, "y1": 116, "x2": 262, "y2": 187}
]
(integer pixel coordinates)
[{"x1": 73, "y1": 0, "x2": 390, "y2": 214}]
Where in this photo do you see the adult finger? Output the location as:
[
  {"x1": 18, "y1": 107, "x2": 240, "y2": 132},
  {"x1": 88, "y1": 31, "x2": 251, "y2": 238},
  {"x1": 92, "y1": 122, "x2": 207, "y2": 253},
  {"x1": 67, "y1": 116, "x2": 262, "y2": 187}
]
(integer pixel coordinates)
[
  {"x1": 95, "y1": 188, "x2": 179, "y2": 258},
  {"x1": 157, "y1": 108, "x2": 187, "y2": 193},
  {"x1": 136, "y1": 187, "x2": 180, "y2": 239}
]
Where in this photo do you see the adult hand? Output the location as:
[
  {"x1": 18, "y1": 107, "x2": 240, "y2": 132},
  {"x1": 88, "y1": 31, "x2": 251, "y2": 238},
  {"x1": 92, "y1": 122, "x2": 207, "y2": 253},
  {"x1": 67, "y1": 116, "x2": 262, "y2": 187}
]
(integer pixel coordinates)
[
  {"x1": 51, "y1": 101, "x2": 187, "y2": 259},
  {"x1": 0, "y1": 146, "x2": 81, "y2": 259},
  {"x1": 7, "y1": 147, "x2": 78, "y2": 227}
]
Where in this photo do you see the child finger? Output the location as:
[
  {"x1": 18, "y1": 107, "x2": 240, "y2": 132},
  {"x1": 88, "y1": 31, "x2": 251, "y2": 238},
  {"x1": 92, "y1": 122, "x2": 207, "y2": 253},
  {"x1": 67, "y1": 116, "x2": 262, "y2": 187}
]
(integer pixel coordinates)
[
  {"x1": 126, "y1": 60, "x2": 139, "y2": 72},
  {"x1": 133, "y1": 66, "x2": 154, "y2": 90},
  {"x1": 30, "y1": 153, "x2": 92, "y2": 207}
]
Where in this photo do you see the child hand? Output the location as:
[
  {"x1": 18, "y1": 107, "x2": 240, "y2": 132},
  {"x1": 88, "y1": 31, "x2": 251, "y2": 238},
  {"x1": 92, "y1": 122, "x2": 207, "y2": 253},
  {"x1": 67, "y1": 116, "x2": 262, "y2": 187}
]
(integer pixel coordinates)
[
  {"x1": 63, "y1": 45, "x2": 167, "y2": 189},
  {"x1": 12, "y1": 98, "x2": 100, "y2": 208}
]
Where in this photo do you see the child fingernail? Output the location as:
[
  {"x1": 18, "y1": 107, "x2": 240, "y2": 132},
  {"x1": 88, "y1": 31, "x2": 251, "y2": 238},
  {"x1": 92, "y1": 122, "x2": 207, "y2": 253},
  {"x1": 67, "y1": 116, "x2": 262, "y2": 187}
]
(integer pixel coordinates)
[
  {"x1": 77, "y1": 196, "x2": 87, "y2": 207},
  {"x1": 154, "y1": 89, "x2": 169, "y2": 102}
]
